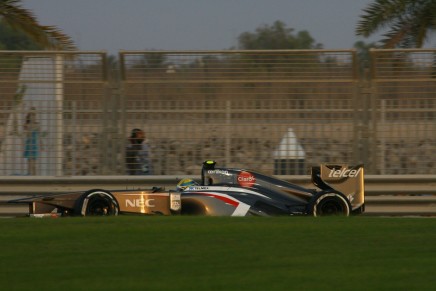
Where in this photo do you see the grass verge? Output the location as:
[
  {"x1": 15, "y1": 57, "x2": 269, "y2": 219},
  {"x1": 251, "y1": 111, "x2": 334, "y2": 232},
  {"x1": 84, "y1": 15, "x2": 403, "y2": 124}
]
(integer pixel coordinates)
[{"x1": 1, "y1": 216, "x2": 435, "y2": 290}]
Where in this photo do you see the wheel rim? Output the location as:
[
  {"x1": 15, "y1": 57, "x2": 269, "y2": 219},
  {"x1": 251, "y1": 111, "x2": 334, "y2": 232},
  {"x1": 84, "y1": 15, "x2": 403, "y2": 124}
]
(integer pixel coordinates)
[
  {"x1": 314, "y1": 193, "x2": 349, "y2": 216},
  {"x1": 86, "y1": 197, "x2": 116, "y2": 216},
  {"x1": 318, "y1": 200, "x2": 346, "y2": 215}
]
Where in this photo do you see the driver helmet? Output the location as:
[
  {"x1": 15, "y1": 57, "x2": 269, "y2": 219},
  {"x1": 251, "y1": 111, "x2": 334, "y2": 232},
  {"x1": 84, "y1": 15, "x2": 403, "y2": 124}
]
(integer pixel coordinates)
[{"x1": 176, "y1": 178, "x2": 198, "y2": 191}]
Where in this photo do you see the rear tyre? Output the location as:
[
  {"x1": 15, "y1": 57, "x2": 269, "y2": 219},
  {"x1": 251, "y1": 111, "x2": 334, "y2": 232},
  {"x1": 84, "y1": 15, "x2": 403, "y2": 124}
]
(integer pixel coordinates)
[
  {"x1": 309, "y1": 192, "x2": 350, "y2": 217},
  {"x1": 75, "y1": 190, "x2": 119, "y2": 216}
]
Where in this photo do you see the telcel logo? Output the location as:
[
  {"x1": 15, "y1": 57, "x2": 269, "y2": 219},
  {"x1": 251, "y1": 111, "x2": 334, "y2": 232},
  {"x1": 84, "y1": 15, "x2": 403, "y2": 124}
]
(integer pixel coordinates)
[{"x1": 328, "y1": 168, "x2": 362, "y2": 178}]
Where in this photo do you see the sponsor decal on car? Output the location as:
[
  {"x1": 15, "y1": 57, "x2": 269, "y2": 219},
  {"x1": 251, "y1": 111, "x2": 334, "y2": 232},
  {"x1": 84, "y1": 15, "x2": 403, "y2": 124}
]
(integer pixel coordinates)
[
  {"x1": 237, "y1": 171, "x2": 256, "y2": 187},
  {"x1": 170, "y1": 192, "x2": 181, "y2": 211},
  {"x1": 207, "y1": 169, "x2": 230, "y2": 175},
  {"x1": 125, "y1": 198, "x2": 155, "y2": 208},
  {"x1": 328, "y1": 168, "x2": 362, "y2": 178},
  {"x1": 187, "y1": 186, "x2": 210, "y2": 191}
]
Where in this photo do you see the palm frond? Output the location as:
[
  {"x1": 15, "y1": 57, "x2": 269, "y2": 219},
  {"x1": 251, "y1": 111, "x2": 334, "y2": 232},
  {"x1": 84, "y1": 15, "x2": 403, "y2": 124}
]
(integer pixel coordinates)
[
  {"x1": 381, "y1": 21, "x2": 413, "y2": 48},
  {"x1": 0, "y1": 0, "x2": 76, "y2": 50},
  {"x1": 356, "y1": 0, "x2": 409, "y2": 36},
  {"x1": 356, "y1": 0, "x2": 436, "y2": 48}
]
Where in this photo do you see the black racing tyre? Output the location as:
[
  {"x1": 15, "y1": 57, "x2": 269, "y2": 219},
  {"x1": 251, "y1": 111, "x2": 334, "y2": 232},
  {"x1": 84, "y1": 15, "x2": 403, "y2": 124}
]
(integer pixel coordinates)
[
  {"x1": 309, "y1": 192, "x2": 351, "y2": 217},
  {"x1": 74, "y1": 189, "x2": 119, "y2": 216}
]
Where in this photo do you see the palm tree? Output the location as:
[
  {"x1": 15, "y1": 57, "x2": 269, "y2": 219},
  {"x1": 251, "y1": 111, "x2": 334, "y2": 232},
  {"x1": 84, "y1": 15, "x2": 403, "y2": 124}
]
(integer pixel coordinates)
[
  {"x1": 0, "y1": 0, "x2": 75, "y2": 50},
  {"x1": 356, "y1": 0, "x2": 436, "y2": 48}
]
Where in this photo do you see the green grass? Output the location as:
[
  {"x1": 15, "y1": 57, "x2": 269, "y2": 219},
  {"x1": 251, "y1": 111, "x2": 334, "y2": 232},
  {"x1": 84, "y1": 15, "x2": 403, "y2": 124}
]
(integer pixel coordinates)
[{"x1": 1, "y1": 216, "x2": 435, "y2": 290}]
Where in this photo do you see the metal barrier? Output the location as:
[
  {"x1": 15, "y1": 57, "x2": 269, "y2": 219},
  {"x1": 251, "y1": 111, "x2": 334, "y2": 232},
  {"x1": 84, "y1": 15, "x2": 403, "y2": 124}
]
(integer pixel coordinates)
[{"x1": 0, "y1": 175, "x2": 435, "y2": 217}]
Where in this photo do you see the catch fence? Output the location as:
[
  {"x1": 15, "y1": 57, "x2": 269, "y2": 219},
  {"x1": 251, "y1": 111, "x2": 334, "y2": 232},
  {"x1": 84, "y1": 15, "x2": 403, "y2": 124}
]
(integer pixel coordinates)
[{"x1": 0, "y1": 49, "x2": 434, "y2": 176}]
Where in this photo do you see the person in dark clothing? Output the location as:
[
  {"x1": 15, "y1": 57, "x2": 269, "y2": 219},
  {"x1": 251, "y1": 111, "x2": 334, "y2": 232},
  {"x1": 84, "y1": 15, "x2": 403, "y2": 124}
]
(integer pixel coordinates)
[{"x1": 125, "y1": 128, "x2": 152, "y2": 175}]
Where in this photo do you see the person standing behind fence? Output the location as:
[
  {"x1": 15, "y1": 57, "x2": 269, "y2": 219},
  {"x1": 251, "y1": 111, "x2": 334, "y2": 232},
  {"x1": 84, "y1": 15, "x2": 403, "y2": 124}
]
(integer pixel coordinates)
[
  {"x1": 23, "y1": 107, "x2": 42, "y2": 175},
  {"x1": 125, "y1": 128, "x2": 152, "y2": 175}
]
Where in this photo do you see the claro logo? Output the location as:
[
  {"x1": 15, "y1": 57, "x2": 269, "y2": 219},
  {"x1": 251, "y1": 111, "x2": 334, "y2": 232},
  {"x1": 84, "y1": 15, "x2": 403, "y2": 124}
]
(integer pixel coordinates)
[
  {"x1": 126, "y1": 199, "x2": 155, "y2": 208},
  {"x1": 237, "y1": 171, "x2": 256, "y2": 187},
  {"x1": 328, "y1": 168, "x2": 362, "y2": 178}
]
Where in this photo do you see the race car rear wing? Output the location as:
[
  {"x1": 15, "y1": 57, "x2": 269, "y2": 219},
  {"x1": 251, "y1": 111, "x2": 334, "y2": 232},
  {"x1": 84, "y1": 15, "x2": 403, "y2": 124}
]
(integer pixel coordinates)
[{"x1": 311, "y1": 164, "x2": 365, "y2": 212}]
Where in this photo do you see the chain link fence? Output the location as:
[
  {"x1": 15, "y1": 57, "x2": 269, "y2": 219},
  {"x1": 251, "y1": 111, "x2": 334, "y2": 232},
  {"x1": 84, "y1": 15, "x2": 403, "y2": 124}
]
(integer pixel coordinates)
[
  {"x1": 369, "y1": 49, "x2": 436, "y2": 174},
  {"x1": 0, "y1": 51, "x2": 108, "y2": 176},
  {"x1": 0, "y1": 49, "x2": 434, "y2": 176}
]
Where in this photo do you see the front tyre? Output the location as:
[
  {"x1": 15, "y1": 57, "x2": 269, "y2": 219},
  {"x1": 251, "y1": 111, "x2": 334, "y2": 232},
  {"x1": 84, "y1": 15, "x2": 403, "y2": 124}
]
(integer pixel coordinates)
[
  {"x1": 309, "y1": 192, "x2": 350, "y2": 217},
  {"x1": 75, "y1": 189, "x2": 119, "y2": 216}
]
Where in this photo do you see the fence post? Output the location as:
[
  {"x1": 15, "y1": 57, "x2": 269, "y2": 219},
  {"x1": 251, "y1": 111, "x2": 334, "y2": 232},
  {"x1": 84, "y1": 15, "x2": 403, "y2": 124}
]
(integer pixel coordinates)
[
  {"x1": 118, "y1": 52, "x2": 127, "y2": 175},
  {"x1": 380, "y1": 99, "x2": 386, "y2": 174},
  {"x1": 54, "y1": 54, "x2": 64, "y2": 176},
  {"x1": 369, "y1": 78, "x2": 378, "y2": 174},
  {"x1": 225, "y1": 100, "x2": 231, "y2": 167}
]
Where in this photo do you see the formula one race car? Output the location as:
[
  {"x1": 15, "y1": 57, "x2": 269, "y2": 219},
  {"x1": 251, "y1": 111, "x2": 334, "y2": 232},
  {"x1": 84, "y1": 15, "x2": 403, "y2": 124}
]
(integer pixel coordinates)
[{"x1": 10, "y1": 161, "x2": 365, "y2": 217}]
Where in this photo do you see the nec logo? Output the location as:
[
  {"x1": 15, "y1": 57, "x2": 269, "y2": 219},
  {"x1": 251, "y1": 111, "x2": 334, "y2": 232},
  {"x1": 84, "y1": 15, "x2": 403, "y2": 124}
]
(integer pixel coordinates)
[{"x1": 126, "y1": 199, "x2": 155, "y2": 208}]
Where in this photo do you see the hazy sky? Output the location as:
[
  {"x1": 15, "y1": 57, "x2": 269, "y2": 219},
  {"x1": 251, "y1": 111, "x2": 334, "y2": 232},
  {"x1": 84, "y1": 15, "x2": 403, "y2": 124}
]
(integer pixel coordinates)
[{"x1": 22, "y1": 0, "x2": 384, "y2": 54}]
